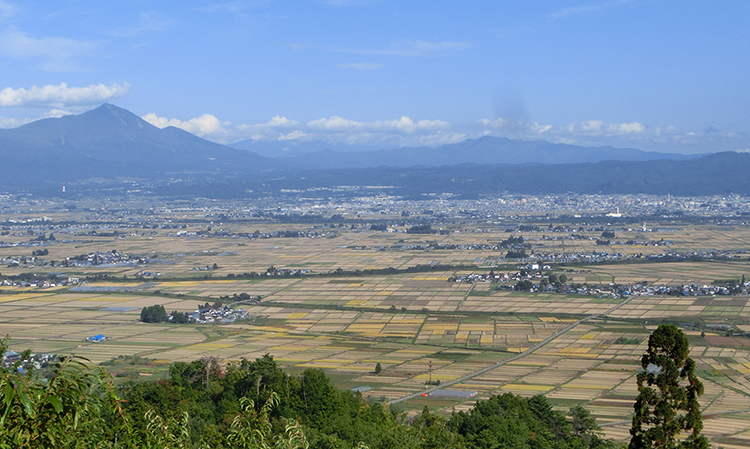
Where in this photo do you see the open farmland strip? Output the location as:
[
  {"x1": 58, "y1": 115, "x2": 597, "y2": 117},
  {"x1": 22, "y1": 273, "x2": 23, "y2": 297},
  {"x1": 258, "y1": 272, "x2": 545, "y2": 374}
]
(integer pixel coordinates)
[
  {"x1": 455, "y1": 281, "x2": 476, "y2": 311},
  {"x1": 388, "y1": 294, "x2": 636, "y2": 405}
]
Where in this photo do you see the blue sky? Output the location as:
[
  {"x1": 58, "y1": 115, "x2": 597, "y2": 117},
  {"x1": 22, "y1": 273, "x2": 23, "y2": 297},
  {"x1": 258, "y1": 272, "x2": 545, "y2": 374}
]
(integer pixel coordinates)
[{"x1": 0, "y1": 0, "x2": 748, "y2": 153}]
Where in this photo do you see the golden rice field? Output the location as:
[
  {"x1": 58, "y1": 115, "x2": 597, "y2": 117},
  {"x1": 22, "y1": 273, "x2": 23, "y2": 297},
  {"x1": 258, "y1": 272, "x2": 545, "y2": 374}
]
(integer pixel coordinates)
[{"x1": 3, "y1": 219, "x2": 750, "y2": 446}]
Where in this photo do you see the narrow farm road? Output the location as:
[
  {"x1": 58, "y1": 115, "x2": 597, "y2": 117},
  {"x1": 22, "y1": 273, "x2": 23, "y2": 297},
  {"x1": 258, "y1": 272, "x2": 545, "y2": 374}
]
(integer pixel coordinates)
[{"x1": 388, "y1": 294, "x2": 635, "y2": 405}]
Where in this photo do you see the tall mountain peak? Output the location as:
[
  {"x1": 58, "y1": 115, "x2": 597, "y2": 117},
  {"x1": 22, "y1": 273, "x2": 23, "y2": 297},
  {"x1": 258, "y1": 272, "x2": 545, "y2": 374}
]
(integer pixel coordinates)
[{"x1": 0, "y1": 104, "x2": 275, "y2": 186}]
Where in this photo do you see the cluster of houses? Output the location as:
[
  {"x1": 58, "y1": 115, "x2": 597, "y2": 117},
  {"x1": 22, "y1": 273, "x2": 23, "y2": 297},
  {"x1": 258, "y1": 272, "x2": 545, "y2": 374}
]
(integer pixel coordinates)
[
  {"x1": 61, "y1": 250, "x2": 154, "y2": 268},
  {"x1": 2, "y1": 350, "x2": 58, "y2": 372},
  {"x1": 262, "y1": 267, "x2": 309, "y2": 277},
  {"x1": 451, "y1": 268, "x2": 750, "y2": 299},
  {"x1": 179, "y1": 306, "x2": 251, "y2": 324},
  {"x1": 556, "y1": 282, "x2": 748, "y2": 299},
  {"x1": 0, "y1": 276, "x2": 79, "y2": 288},
  {"x1": 2, "y1": 250, "x2": 155, "y2": 270},
  {"x1": 168, "y1": 228, "x2": 333, "y2": 240}
]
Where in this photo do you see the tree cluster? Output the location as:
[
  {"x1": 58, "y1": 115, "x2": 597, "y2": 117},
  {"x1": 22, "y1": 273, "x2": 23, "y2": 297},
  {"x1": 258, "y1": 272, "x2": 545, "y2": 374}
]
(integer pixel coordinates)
[
  {"x1": 506, "y1": 249, "x2": 527, "y2": 259},
  {"x1": 139, "y1": 304, "x2": 168, "y2": 323}
]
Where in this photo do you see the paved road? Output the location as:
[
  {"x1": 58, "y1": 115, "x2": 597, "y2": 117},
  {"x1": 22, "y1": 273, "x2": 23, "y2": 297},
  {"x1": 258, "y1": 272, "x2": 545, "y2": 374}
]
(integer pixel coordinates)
[{"x1": 388, "y1": 294, "x2": 635, "y2": 405}]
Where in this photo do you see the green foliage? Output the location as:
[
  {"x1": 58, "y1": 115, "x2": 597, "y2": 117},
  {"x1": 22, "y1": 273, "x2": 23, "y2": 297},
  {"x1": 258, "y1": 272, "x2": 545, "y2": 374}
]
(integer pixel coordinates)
[
  {"x1": 227, "y1": 393, "x2": 280, "y2": 449},
  {"x1": 0, "y1": 337, "x2": 621, "y2": 449},
  {"x1": 170, "y1": 311, "x2": 190, "y2": 324},
  {"x1": 406, "y1": 224, "x2": 433, "y2": 234},
  {"x1": 374, "y1": 363, "x2": 382, "y2": 375},
  {"x1": 0, "y1": 337, "x2": 130, "y2": 449},
  {"x1": 515, "y1": 280, "x2": 533, "y2": 291},
  {"x1": 449, "y1": 393, "x2": 616, "y2": 449},
  {"x1": 140, "y1": 304, "x2": 168, "y2": 323},
  {"x1": 506, "y1": 249, "x2": 527, "y2": 259},
  {"x1": 143, "y1": 409, "x2": 192, "y2": 449},
  {"x1": 629, "y1": 324, "x2": 709, "y2": 449},
  {"x1": 571, "y1": 405, "x2": 605, "y2": 447}
]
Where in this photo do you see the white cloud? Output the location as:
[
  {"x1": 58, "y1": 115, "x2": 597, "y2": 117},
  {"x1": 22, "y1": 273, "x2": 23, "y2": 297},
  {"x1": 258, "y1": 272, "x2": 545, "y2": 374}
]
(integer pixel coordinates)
[
  {"x1": 142, "y1": 112, "x2": 297, "y2": 144},
  {"x1": 0, "y1": 29, "x2": 98, "y2": 72},
  {"x1": 482, "y1": 117, "x2": 652, "y2": 140},
  {"x1": 0, "y1": 1, "x2": 18, "y2": 21},
  {"x1": 41, "y1": 108, "x2": 72, "y2": 118},
  {"x1": 0, "y1": 82, "x2": 131, "y2": 107},
  {"x1": 0, "y1": 115, "x2": 23, "y2": 128},
  {"x1": 0, "y1": 108, "x2": 72, "y2": 129},
  {"x1": 479, "y1": 116, "x2": 746, "y2": 152},
  {"x1": 300, "y1": 115, "x2": 454, "y2": 146},
  {"x1": 142, "y1": 111, "x2": 459, "y2": 147},
  {"x1": 104, "y1": 11, "x2": 176, "y2": 37},
  {"x1": 307, "y1": 116, "x2": 448, "y2": 134},
  {"x1": 278, "y1": 130, "x2": 307, "y2": 140},
  {"x1": 306, "y1": 116, "x2": 357, "y2": 131},
  {"x1": 337, "y1": 62, "x2": 383, "y2": 70},
  {"x1": 263, "y1": 115, "x2": 298, "y2": 127},
  {"x1": 141, "y1": 110, "x2": 745, "y2": 153},
  {"x1": 564, "y1": 120, "x2": 646, "y2": 136},
  {"x1": 142, "y1": 112, "x2": 227, "y2": 137}
]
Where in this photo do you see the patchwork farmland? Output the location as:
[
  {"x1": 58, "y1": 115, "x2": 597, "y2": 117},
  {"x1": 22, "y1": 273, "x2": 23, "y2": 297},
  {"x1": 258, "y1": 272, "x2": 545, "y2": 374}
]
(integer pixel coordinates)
[{"x1": 3, "y1": 207, "x2": 750, "y2": 447}]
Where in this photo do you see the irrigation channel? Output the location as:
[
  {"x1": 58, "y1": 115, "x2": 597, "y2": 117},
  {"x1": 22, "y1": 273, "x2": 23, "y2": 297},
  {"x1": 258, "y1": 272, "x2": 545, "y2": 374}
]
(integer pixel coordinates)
[{"x1": 387, "y1": 294, "x2": 636, "y2": 406}]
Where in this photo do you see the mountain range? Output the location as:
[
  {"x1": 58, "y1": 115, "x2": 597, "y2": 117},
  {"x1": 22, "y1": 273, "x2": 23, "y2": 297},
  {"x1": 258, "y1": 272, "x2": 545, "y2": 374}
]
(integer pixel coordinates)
[
  {"x1": 0, "y1": 104, "x2": 747, "y2": 197},
  {"x1": 230, "y1": 135, "x2": 699, "y2": 168}
]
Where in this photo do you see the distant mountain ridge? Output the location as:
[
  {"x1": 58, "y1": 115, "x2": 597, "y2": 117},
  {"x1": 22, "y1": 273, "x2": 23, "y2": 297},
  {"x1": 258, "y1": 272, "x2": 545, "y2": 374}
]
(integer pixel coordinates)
[
  {"x1": 153, "y1": 151, "x2": 750, "y2": 199},
  {"x1": 230, "y1": 139, "x2": 393, "y2": 159},
  {"x1": 231, "y1": 135, "x2": 701, "y2": 168},
  {"x1": 0, "y1": 104, "x2": 726, "y2": 197}
]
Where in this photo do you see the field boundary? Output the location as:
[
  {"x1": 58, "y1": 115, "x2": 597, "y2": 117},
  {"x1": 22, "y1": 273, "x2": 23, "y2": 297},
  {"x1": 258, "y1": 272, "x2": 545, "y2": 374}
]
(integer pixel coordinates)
[{"x1": 387, "y1": 294, "x2": 636, "y2": 405}]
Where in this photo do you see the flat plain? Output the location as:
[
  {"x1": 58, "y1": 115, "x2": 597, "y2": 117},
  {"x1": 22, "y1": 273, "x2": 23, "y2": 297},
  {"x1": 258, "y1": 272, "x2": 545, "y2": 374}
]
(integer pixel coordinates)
[{"x1": 3, "y1": 208, "x2": 750, "y2": 447}]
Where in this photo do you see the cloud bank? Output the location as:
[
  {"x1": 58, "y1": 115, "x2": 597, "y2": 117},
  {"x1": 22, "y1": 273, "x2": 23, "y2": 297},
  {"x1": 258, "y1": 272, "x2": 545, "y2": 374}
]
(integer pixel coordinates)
[
  {"x1": 142, "y1": 110, "x2": 748, "y2": 153},
  {"x1": 479, "y1": 117, "x2": 744, "y2": 152},
  {"x1": 142, "y1": 112, "x2": 461, "y2": 146},
  {"x1": 0, "y1": 82, "x2": 131, "y2": 107}
]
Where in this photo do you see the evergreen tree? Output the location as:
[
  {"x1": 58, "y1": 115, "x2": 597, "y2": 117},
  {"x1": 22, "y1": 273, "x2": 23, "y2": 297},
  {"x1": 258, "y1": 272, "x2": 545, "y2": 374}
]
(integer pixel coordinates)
[
  {"x1": 629, "y1": 324, "x2": 708, "y2": 449},
  {"x1": 140, "y1": 304, "x2": 168, "y2": 323}
]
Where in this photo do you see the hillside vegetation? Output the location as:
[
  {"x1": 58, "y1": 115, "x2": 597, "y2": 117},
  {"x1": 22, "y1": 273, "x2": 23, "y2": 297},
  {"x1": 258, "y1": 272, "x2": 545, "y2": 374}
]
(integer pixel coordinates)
[{"x1": 1, "y1": 340, "x2": 616, "y2": 449}]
